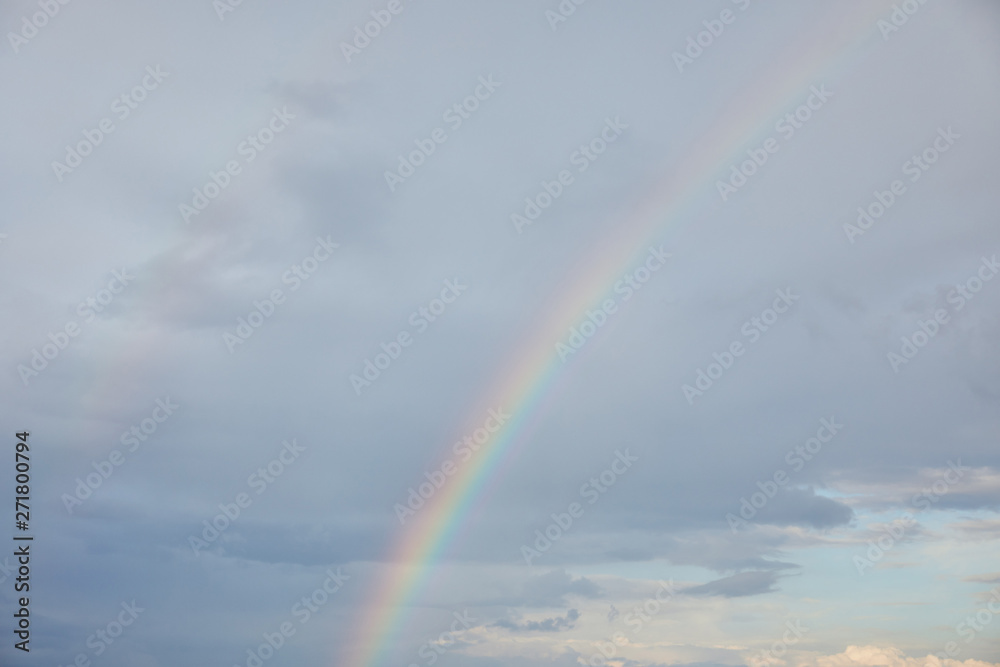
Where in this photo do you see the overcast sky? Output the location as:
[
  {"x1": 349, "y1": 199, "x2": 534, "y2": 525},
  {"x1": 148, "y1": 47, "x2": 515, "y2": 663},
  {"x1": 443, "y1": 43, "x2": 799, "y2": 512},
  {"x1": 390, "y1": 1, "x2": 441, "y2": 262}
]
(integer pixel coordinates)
[{"x1": 2, "y1": 1, "x2": 1000, "y2": 667}]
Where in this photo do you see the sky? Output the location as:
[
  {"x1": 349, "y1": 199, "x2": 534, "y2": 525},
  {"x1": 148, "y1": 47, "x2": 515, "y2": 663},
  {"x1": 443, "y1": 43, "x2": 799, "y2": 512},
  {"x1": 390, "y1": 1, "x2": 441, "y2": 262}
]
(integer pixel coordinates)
[{"x1": 1, "y1": 1, "x2": 1000, "y2": 666}]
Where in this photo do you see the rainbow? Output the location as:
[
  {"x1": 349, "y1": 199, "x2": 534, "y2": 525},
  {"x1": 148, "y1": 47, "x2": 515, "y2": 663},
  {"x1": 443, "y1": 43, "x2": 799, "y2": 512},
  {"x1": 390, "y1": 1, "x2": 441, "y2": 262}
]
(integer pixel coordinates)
[{"x1": 341, "y1": 3, "x2": 897, "y2": 666}]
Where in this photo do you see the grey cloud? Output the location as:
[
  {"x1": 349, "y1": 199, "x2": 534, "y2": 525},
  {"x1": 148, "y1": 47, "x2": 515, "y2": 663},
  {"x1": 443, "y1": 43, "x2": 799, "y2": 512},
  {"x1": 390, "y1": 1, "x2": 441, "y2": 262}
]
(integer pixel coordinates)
[
  {"x1": 491, "y1": 608, "x2": 580, "y2": 633},
  {"x1": 681, "y1": 569, "x2": 794, "y2": 598}
]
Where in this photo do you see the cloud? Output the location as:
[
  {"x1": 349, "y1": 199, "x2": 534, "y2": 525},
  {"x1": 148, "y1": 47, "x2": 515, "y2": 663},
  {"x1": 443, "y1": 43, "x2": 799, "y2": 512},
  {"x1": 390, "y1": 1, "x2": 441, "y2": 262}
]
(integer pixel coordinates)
[
  {"x1": 753, "y1": 488, "x2": 855, "y2": 529},
  {"x1": 681, "y1": 570, "x2": 791, "y2": 598},
  {"x1": 953, "y1": 518, "x2": 1000, "y2": 541},
  {"x1": 814, "y1": 646, "x2": 999, "y2": 667},
  {"x1": 829, "y1": 466, "x2": 1000, "y2": 513},
  {"x1": 491, "y1": 609, "x2": 580, "y2": 633},
  {"x1": 623, "y1": 663, "x2": 734, "y2": 667},
  {"x1": 608, "y1": 604, "x2": 620, "y2": 622}
]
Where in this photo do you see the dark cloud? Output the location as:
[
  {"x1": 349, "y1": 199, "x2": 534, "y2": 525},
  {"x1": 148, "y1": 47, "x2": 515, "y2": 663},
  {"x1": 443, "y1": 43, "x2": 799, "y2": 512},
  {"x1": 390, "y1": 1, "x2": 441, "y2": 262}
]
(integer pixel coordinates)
[
  {"x1": 751, "y1": 488, "x2": 855, "y2": 529},
  {"x1": 682, "y1": 570, "x2": 793, "y2": 598},
  {"x1": 492, "y1": 608, "x2": 580, "y2": 633}
]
